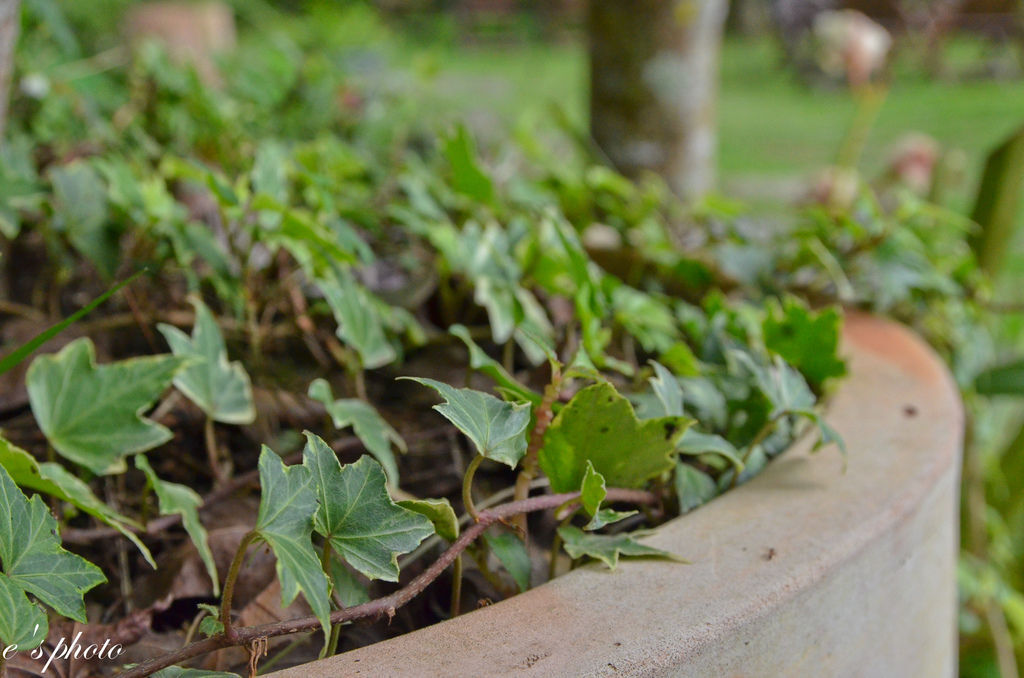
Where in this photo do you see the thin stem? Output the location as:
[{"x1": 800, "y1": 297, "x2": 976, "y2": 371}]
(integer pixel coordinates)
[
  {"x1": 116, "y1": 489, "x2": 656, "y2": 678},
  {"x1": 221, "y1": 531, "x2": 258, "y2": 640},
  {"x1": 462, "y1": 454, "x2": 484, "y2": 522},
  {"x1": 449, "y1": 554, "x2": 463, "y2": 618},
  {"x1": 204, "y1": 416, "x2": 224, "y2": 486},
  {"x1": 324, "y1": 620, "x2": 343, "y2": 659},
  {"x1": 513, "y1": 369, "x2": 561, "y2": 533}
]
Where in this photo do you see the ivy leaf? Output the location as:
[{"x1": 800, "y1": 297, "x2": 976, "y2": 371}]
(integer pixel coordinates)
[
  {"x1": 674, "y1": 462, "x2": 718, "y2": 514},
  {"x1": 484, "y1": 532, "x2": 531, "y2": 592},
  {"x1": 328, "y1": 558, "x2": 370, "y2": 608},
  {"x1": 50, "y1": 161, "x2": 118, "y2": 278},
  {"x1": 763, "y1": 297, "x2": 846, "y2": 390},
  {"x1": 317, "y1": 268, "x2": 396, "y2": 369},
  {"x1": 401, "y1": 378, "x2": 531, "y2": 468},
  {"x1": 303, "y1": 434, "x2": 433, "y2": 582},
  {"x1": 449, "y1": 325, "x2": 540, "y2": 405},
  {"x1": 678, "y1": 430, "x2": 744, "y2": 473},
  {"x1": 578, "y1": 462, "x2": 635, "y2": 531},
  {"x1": 0, "y1": 463, "x2": 105, "y2": 645},
  {"x1": 0, "y1": 435, "x2": 154, "y2": 567},
  {"x1": 253, "y1": 447, "x2": 331, "y2": 641},
  {"x1": 557, "y1": 526, "x2": 679, "y2": 570},
  {"x1": 648, "y1": 361, "x2": 684, "y2": 417},
  {"x1": 443, "y1": 124, "x2": 495, "y2": 204},
  {"x1": 157, "y1": 298, "x2": 255, "y2": 425},
  {"x1": 0, "y1": 575, "x2": 47, "y2": 649},
  {"x1": 308, "y1": 378, "x2": 404, "y2": 485},
  {"x1": 730, "y1": 350, "x2": 816, "y2": 418},
  {"x1": 27, "y1": 338, "x2": 183, "y2": 474},
  {"x1": 135, "y1": 455, "x2": 219, "y2": 594},
  {"x1": 539, "y1": 382, "x2": 691, "y2": 493},
  {"x1": 398, "y1": 497, "x2": 459, "y2": 541}
]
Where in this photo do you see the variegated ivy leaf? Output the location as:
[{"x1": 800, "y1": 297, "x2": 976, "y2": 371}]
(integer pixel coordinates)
[
  {"x1": 539, "y1": 382, "x2": 691, "y2": 493},
  {"x1": 401, "y1": 377, "x2": 531, "y2": 468},
  {"x1": 308, "y1": 378, "x2": 404, "y2": 484},
  {"x1": 0, "y1": 464, "x2": 105, "y2": 649},
  {"x1": 0, "y1": 435, "x2": 154, "y2": 567},
  {"x1": 27, "y1": 338, "x2": 184, "y2": 475},
  {"x1": 254, "y1": 447, "x2": 331, "y2": 643},
  {"x1": 317, "y1": 267, "x2": 396, "y2": 369},
  {"x1": 135, "y1": 455, "x2": 218, "y2": 594},
  {"x1": 303, "y1": 434, "x2": 433, "y2": 582},
  {"x1": 449, "y1": 324, "x2": 540, "y2": 405},
  {"x1": 157, "y1": 298, "x2": 255, "y2": 425},
  {"x1": 648, "y1": 361, "x2": 684, "y2": 417},
  {"x1": 557, "y1": 526, "x2": 679, "y2": 570}
]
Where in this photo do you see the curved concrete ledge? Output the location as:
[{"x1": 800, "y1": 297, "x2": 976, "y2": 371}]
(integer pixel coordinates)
[{"x1": 271, "y1": 314, "x2": 963, "y2": 678}]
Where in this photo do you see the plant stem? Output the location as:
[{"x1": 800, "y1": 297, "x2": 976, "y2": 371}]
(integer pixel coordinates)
[
  {"x1": 116, "y1": 488, "x2": 656, "y2": 678},
  {"x1": 513, "y1": 369, "x2": 561, "y2": 533},
  {"x1": 462, "y1": 454, "x2": 484, "y2": 521},
  {"x1": 204, "y1": 416, "x2": 224, "y2": 486},
  {"x1": 449, "y1": 554, "x2": 463, "y2": 618},
  {"x1": 221, "y1": 531, "x2": 258, "y2": 640}
]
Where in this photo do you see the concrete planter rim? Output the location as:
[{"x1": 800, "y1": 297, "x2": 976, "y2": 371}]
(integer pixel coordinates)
[{"x1": 269, "y1": 313, "x2": 963, "y2": 678}]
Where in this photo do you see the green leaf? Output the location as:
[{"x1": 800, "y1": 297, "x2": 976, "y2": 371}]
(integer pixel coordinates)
[
  {"x1": 157, "y1": 298, "x2": 255, "y2": 425},
  {"x1": 254, "y1": 447, "x2": 331, "y2": 641},
  {"x1": 303, "y1": 434, "x2": 433, "y2": 582},
  {"x1": 49, "y1": 161, "x2": 118, "y2": 277},
  {"x1": 678, "y1": 430, "x2": 744, "y2": 473},
  {"x1": 400, "y1": 378, "x2": 531, "y2": 468},
  {"x1": 648, "y1": 361, "x2": 684, "y2": 417},
  {"x1": 975, "y1": 358, "x2": 1024, "y2": 396},
  {"x1": 969, "y1": 123, "x2": 1024, "y2": 275},
  {"x1": 484, "y1": 532, "x2": 531, "y2": 592},
  {"x1": 0, "y1": 270, "x2": 144, "y2": 376},
  {"x1": 152, "y1": 667, "x2": 241, "y2": 678},
  {"x1": 444, "y1": 124, "x2": 495, "y2": 204},
  {"x1": 731, "y1": 350, "x2": 816, "y2": 418},
  {"x1": 578, "y1": 462, "x2": 634, "y2": 530},
  {"x1": 0, "y1": 436, "x2": 154, "y2": 567},
  {"x1": 135, "y1": 455, "x2": 219, "y2": 594},
  {"x1": 674, "y1": 462, "x2": 718, "y2": 514},
  {"x1": 317, "y1": 268, "x2": 396, "y2": 369},
  {"x1": 308, "y1": 378, "x2": 404, "y2": 484},
  {"x1": 0, "y1": 463, "x2": 105, "y2": 639},
  {"x1": 539, "y1": 382, "x2": 691, "y2": 493},
  {"x1": 27, "y1": 338, "x2": 184, "y2": 474},
  {"x1": 557, "y1": 526, "x2": 678, "y2": 570},
  {"x1": 328, "y1": 558, "x2": 370, "y2": 608},
  {"x1": 763, "y1": 298, "x2": 846, "y2": 390},
  {"x1": 0, "y1": 575, "x2": 47, "y2": 649},
  {"x1": 398, "y1": 498, "x2": 459, "y2": 541},
  {"x1": 449, "y1": 325, "x2": 540, "y2": 405}
]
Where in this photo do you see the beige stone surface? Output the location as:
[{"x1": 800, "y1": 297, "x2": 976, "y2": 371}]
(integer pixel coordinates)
[{"x1": 270, "y1": 314, "x2": 962, "y2": 678}]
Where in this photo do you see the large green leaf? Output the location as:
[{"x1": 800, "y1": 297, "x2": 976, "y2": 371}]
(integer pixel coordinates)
[
  {"x1": 975, "y1": 358, "x2": 1024, "y2": 396},
  {"x1": 303, "y1": 434, "x2": 433, "y2": 582},
  {"x1": 539, "y1": 382, "x2": 691, "y2": 493},
  {"x1": 763, "y1": 298, "x2": 846, "y2": 390},
  {"x1": 401, "y1": 378, "x2": 531, "y2": 468},
  {"x1": 0, "y1": 436, "x2": 154, "y2": 567},
  {"x1": 0, "y1": 464, "x2": 105, "y2": 645},
  {"x1": 557, "y1": 526, "x2": 678, "y2": 570},
  {"x1": 135, "y1": 455, "x2": 219, "y2": 594},
  {"x1": 157, "y1": 298, "x2": 255, "y2": 425},
  {"x1": 308, "y1": 378, "x2": 404, "y2": 484},
  {"x1": 27, "y1": 338, "x2": 184, "y2": 474},
  {"x1": 317, "y1": 268, "x2": 396, "y2": 369},
  {"x1": 254, "y1": 447, "x2": 331, "y2": 641}
]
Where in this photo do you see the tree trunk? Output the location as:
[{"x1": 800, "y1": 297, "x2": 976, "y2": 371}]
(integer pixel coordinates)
[
  {"x1": 588, "y1": 0, "x2": 728, "y2": 200},
  {"x1": 0, "y1": 0, "x2": 18, "y2": 142}
]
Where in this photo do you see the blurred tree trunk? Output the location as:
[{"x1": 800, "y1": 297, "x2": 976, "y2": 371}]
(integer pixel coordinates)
[
  {"x1": 589, "y1": 0, "x2": 728, "y2": 200},
  {"x1": 0, "y1": 0, "x2": 18, "y2": 142}
]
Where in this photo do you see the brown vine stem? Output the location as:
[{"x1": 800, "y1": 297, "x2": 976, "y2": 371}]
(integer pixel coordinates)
[
  {"x1": 115, "y1": 488, "x2": 656, "y2": 678},
  {"x1": 512, "y1": 368, "x2": 561, "y2": 533},
  {"x1": 220, "y1": 531, "x2": 258, "y2": 639}
]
